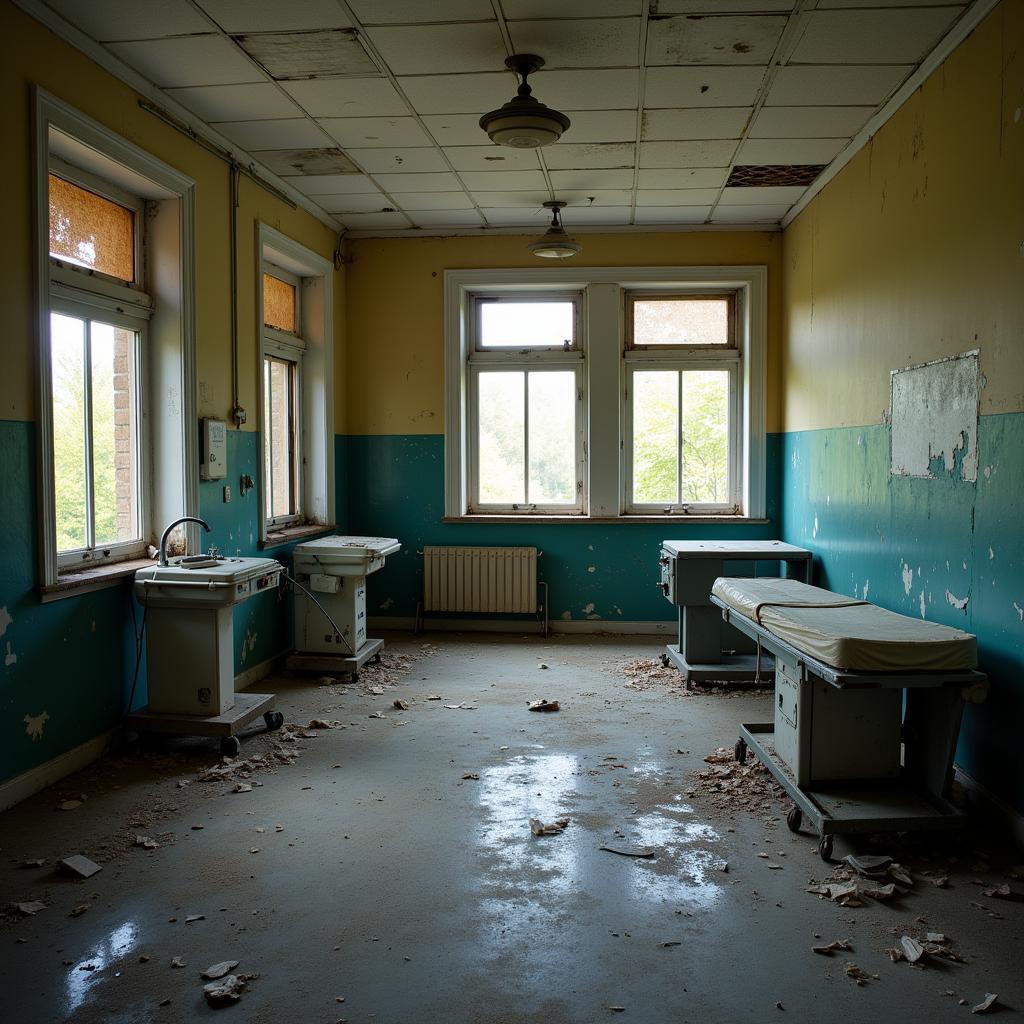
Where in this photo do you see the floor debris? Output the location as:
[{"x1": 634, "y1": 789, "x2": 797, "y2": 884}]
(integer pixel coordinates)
[
  {"x1": 392, "y1": 700, "x2": 409, "y2": 710},
  {"x1": 59, "y1": 855, "x2": 102, "y2": 879},
  {"x1": 900, "y1": 936, "x2": 925, "y2": 963},
  {"x1": 527, "y1": 699, "x2": 560, "y2": 712},
  {"x1": 201, "y1": 961, "x2": 240, "y2": 980},
  {"x1": 600, "y1": 844, "x2": 656, "y2": 858},
  {"x1": 57, "y1": 799, "x2": 82, "y2": 811},
  {"x1": 204, "y1": 972, "x2": 255, "y2": 1006},
  {"x1": 170, "y1": 957, "x2": 187, "y2": 969},
  {"x1": 461, "y1": 772, "x2": 479, "y2": 780},
  {"x1": 811, "y1": 939, "x2": 851, "y2": 955},
  {"x1": 14, "y1": 901, "x2": 46, "y2": 916},
  {"x1": 845, "y1": 963, "x2": 874, "y2": 985},
  {"x1": 70, "y1": 904, "x2": 89, "y2": 917},
  {"x1": 972, "y1": 994, "x2": 999, "y2": 1014},
  {"x1": 185, "y1": 914, "x2": 205, "y2": 924},
  {"x1": 232, "y1": 782, "x2": 253, "y2": 794},
  {"x1": 443, "y1": 703, "x2": 476, "y2": 710},
  {"x1": 529, "y1": 817, "x2": 569, "y2": 836},
  {"x1": 134, "y1": 835, "x2": 159, "y2": 849}
]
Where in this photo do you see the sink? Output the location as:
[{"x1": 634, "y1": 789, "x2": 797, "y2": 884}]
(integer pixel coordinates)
[{"x1": 134, "y1": 556, "x2": 282, "y2": 608}]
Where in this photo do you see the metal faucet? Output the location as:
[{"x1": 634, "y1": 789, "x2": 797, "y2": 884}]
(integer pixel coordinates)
[{"x1": 158, "y1": 516, "x2": 211, "y2": 567}]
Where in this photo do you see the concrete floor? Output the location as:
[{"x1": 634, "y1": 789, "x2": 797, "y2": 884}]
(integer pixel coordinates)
[{"x1": 1, "y1": 633, "x2": 1021, "y2": 1023}]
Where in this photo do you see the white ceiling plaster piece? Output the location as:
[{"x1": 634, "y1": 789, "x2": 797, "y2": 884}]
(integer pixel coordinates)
[
  {"x1": 319, "y1": 116, "x2": 432, "y2": 148},
  {"x1": 639, "y1": 140, "x2": 739, "y2": 168},
  {"x1": 281, "y1": 77, "x2": 409, "y2": 118},
  {"x1": 750, "y1": 106, "x2": 875, "y2": 139},
  {"x1": 735, "y1": 137, "x2": 848, "y2": 165},
  {"x1": 44, "y1": 0, "x2": 212, "y2": 41},
  {"x1": 542, "y1": 143, "x2": 637, "y2": 170},
  {"x1": 642, "y1": 107, "x2": 753, "y2": 141},
  {"x1": 508, "y1": 19, "x2": 642, "y2": 69},
  {"x1": 166, "y1": 83, "x2": 301, "y2": 122},
  {"x1": 196, "y1": 0, "x2": 353, "y2": 32},
  {"x1": 107, "y1": 35, "x2": 265, "y2": 88},
  {"x1": 644, "y1": 66, "x2": 767, "y2": 108},
  {"x1": 765, "y1": 65, "x2": 913, "y2": 107},
  {"x1": 365, "y1": 23, "x2": 508, "y2": 75},
  {"x1": 790, "y1": 8, "x2": 962, "y2": 64},
  {"x1": 647, "y1": 15, "x2": 788, "y2": 66}
]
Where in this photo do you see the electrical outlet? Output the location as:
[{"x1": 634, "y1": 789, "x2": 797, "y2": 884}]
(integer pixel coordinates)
[{"x1": 223, "y1": 485, "x2": 231, "y2": 503}]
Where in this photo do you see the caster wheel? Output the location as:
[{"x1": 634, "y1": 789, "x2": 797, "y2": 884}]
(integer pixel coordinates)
[
  {"x1": 264, "y1": 711, "x2": 284, "y2": 731},
  {"x1": 786, "y1": 806, "x2": 803, "y2": 834},
  {"x1": 734, "y1": 738, "x2": 748, "y2": 764},
  {"x1": 660, "y1": 652, "x2": 670, "y2": 668},
  {"x1": 373, "y1": 652, "x2": 382, "y2": 665},
  {"x1": 817, "y1": 835, "x2": 835, "y2": 863},
  {"x1": 349, "y1": 670, "x2": 360, "y2": 684},
  {"x1": 220, "y1": 735, "x2": 241, "y2": 757}
]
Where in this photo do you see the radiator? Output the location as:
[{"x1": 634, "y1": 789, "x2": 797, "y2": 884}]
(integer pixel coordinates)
[{"x1": 423, "y1": 546, "x2": 538, "y2": 614}]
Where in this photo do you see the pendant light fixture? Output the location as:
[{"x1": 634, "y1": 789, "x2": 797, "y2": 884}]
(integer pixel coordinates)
[
  {"x1": 479, "y1": 54, "x2": 570, "y2": 149},
  {"x1": 528, "y1": 201, "x2": 581, "y2": 259}
]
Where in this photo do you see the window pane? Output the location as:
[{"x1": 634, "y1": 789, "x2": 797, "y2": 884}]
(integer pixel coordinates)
[
  {"x1": 681, "y1": 370, "x2": 729, "y2": 504},
  {"x1": 266, "y1": 357, "x2": 295, "y2": 519},
  {"x1": 478, "y1": 371, "x2": 524, "y2": 504},
  {"x1": 264, "y1": 273, "x2": 297, "y2": 333},
  {"x1": 51, "y1": 313, "x2": 88, "y2": 551},
  {"x1": 91, "y1": 322, "x2": 140, "y2": 545},
  {"x1": 479, "y1": 301, "x2": 574, "y2": 348},
  {"x1": 48, "y1": 175, "x2": 134, "y2": 282},
  {"x1": 632, "y1": 298, "x2": 730, "y2": 346},
  {"x1": 632, "y1": 370, "x2": 678, "y2": 505},
  {"x1": 528, "y1": 371, "x2": 576, "y2": 504}
]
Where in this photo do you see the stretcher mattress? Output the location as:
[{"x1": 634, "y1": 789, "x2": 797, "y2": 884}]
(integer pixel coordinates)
[{"x1": 711, "y1": 577, "x2": 977, "y2": 672}]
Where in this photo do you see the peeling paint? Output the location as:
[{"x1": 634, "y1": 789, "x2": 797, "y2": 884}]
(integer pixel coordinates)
[
  {"x1": 379, "y1": 597, "x2": 394, "y2": 610},
  {"x1": 560, "y1": 610, "x2": 572, "y2": 620},
  {"x1": 1014, "y1": 602, "x2": 1024, "y2": 623},
  {"x1": 5, "y1": 641, "x2": 17, "y2": 667},
  {"x1": 863, "y1": 580, "x2": 870, "y2": 600},
  {"x1": 24, "y1": 711, "x2": 49, "y2": 741},
  {"x1": 902, "y1": 562, "x2": 914, "y2": 595},
  {"x1": 812, "y1": 514, "x2": 819, "y2": 539},
  {"x1": 583, "y1": 602, "x2": 595, "y2": 614},
  {"x1": 918, "y1": 591, "x2": 927, "y2": 619},
  {"x1": 944, "y1": 589, "x2": 969, "y2": 612},
  {"x1": 989, "y1": 546, "x2": 995, "y2": 560},
  {"x1": 587, "y1": 565, "x2": 596, "y2": 573},
  {"x1": 0, "y1": 606, "x2": 11, "y2": 636}
]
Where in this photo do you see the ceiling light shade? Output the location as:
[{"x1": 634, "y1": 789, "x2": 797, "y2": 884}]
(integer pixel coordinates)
[
  {"x1": 528, "y1": 202, "x2": 581, "y2": 259},
  {"x1": 479, "y1": 54, "x2": 571, "y2": 149}
]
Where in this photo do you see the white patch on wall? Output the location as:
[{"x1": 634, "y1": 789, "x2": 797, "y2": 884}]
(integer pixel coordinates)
[
  {"x1": 24, "y1": 711, "x2": 49, "y2": 741},
  {"x1": 863, "y1": 580, "x2": 870, "y2": 600},
  {"x1": 1014, "y1": 602, "x2": 1023, "y2": 623},
  {"x1": 0, "y1": 606, "x2": 11, "y2": 636},
  {"x1": 944, "y1": 590, "x2": 969, "y2": 612},
  {"x1": 902, "y1": 562, "x2": 914, "y2": 595},
  {"x1": 812, "y1": 514, "x2": 819, "y2": 539},
  {"x1": 4, "y1": 642, "x2": 16, "y2": 667},
  {"x1": 890, "y1": 350, "x2": 979, "y2": 482},
  {"x1": 919, "y1": 591, "x2": 927, "y2": 619}
]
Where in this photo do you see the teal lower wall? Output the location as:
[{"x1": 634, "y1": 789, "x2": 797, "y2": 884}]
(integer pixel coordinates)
[
  {"x1": 781, "y1": 413, "x2": 1024, "y2": 816},
  {"x1": 343, "y1": 432, "x2": 783, "y2": 623}
]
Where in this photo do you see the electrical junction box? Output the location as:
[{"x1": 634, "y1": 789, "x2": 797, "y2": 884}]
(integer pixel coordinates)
[{"x1": 200, "y1": 418, "x2": 227, "y2": 480}]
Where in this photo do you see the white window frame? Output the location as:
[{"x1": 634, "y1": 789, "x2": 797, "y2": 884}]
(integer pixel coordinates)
[
  {"x1": 444, "y1": 266, "x2": 767, "y2": 521},
  {"x1": 33, "y1": 89, "x2": 198, "y2": 592}
]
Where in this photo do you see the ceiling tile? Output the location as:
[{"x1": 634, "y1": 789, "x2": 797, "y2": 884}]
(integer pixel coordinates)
[
  {"x1": 389, "y1": 192, "x2": 476, "y2": 210},
  {"x1": 373, "y1": 171, "x2": 464, "y2": 191},
  {"x1": 197, "y1": 0, "x2": 352, "y2": 31},
  {"x1": 657, "y1": 1, "x2": 794, "y2": 10},
  {"x1": 284, "y1": 173, "x2": 381, "y2": 195},
  {"x1": 349, "y1": 0, "x2": 493, "y2": 23},
  {"x1": 234, "y1": 29, "x2": 379, "y2": 79},
  {"x1": 470, "y1": 191, "x2": 551, "y2": 208},
  {"x1": 166, "y1": 83, "x2": 300, "y2": 122},
  {"x1": 351, "y1": 148, "x2": 449, "y2": 173},
  {"x1": 213, "y1": 118, "x2": 330, "y2": 150},
  {"x1": 637, "y1": 167, "x2": 729, "y2": 189},
  {"x1": 560, "y1": 111, "x2": 636, "y2": 144},
  {"x1": 639, "y1": 140, "x2": 738, "y2": 168},
  {"x1": 634, "y1": 206, "x2": 712, "y2": 224},
  {"x1": 750, "y1": 106, "x2": 874, "y2": 139},
  {"x1": 281, "y1": 78, "x2": 408, "y2": 117},
  {"x1": 107, "y1": 36, "x2": 264, "y2": 88},
  {"x1": 409, "y1": 209, "x2": 485, "y2": 227},
  {"x1": 735, "y1": 137, "x2": 847, "y2": 165},
  {"x1": 422, "y1": 114, "x2": 492, "y2": 146},
  {"x1": 316, "y1": 192, "x2": 391, "y2": 214},
  {"x1": 644, "y1": 66, "x2": 766, "y2": 108},
  {"x1": 365, "y1": 24, "x2": 507, "y2": 75},
  {"x1": 647, "y1": 15, "x2": 788, "y2": 66},
  {"x1": 502, "y1": 1, "x2": 640, "y2": 16},
  {"x1": 557, "y1": 189, "x2": 634, "y2": 206},
  {"x1": 563, "y1": 206, "x2": 631, "y2": 225},
  {"x1": 337, "y1": 211, "x2": 413, "y2": 228},
  {"x1": 508, "y1": 19, "x2": 641, "y2": 69},
  {"x1": 817, "y1": 0, "x2": 966, "y2": 7},
  {"x1": 458, "y1": 170, "x2": 549, "y2": 191},
  {"x1": 636, "y1": 189, "x2": 721, "y2": 206},
  {"x1": 711, "y1": 203, "x2": 790, "y2": 223},
  {"x1": 250, "y1": 148, "x2": 361, "y2": 175},
  {"x1": 766, "y1": 66, "x2": 912, "y2": 107},
  {"x1": 548, "y1": 169, "x2": 635, "y2": 189},
  {"x1": 543, "y1": 143, "x2": 636, "y2": 170},
  {"x1": 443, "y1": 147, "x2": 542, "y2": 171},
  {"x1": 790, "y1": 8, "x2": 961, "y2": 64},
  {"x1": 642, "y1": 107, "x2": 752, "y2": 141},
  {"x1": 539, "y1": 70, "x2": 640, "y2": 111},
  {"x1": 44, "y1": 0, "x2": 211, "y2": 41},
  {"x1": 718, "y1": 185, "x2": 805, "y2": 205},
  {"x1": 398, "y1": 73, "x2": 512, "y2": 115},
  {"x1": 319, "y1": 117, "x2": 432, "y2": 148},
  {"x1": 476, "y1": 207, "x2": 550, "y2": 225}
]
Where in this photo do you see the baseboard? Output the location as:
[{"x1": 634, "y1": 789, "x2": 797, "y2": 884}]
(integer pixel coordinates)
[
  {"x1": 954, "y1": 766, "x2": 1024, "y2": 850},
  {"x1": 368, "y1": 615, "x2": 675, "y2": 637},
  {"x1": 0, "y1": 730, "x2": 114, "y2": 813},
  {"x1": 235, "y1": 653, "x2": 282, "y2": 691}
]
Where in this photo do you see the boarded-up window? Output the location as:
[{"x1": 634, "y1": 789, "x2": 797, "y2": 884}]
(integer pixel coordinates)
[
  {"x1": 263, "y1": 273, "x2": 297, "y2": 333},
  {"x1": 48, "y1": 174, "x2": 135, "y2": 282}
]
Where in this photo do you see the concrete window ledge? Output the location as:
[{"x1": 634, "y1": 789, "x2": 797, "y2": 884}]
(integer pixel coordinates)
[
  {"x1": 261, "y1": 523, "x2": 336, "y2": 549},
  {"x1": 442, "y1": 515, "x2": 770, "y2": 526},
  {"x1": 40, "y1": 557, "x2": 155, "y2": 603}
]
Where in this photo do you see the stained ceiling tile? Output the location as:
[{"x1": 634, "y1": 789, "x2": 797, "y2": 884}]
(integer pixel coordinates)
[
  {"x1": 442, "y1": 147, "x2": 542, "y2": 172},
  {"x1": 539, "y1": 69, "x2": 640, "y2": 111},
  {"x1": 557, "y1": 189, "x2": 634, "y2": 206},
  {"x1": 735, "y1": 137, "x2": 847, "y2": 165},
  {"x1": 548, "y1": 169, "x2": 635, "y2": 189},
  {"x1": 542, "y1": 143, "x2": 636, "y2": 170},
  {"x1": 351, "y1": 148, "x2": 449, "y2": 173},
  {"x1": 647, "y1": 15, "x2": 788, "y2": 66},
  {"x1": 319, "y1": 117, "x2": 432, "y2": 148},
  {"x1": 458, "y1": 170, "x2": 549, "y2": 191},
  {"x1": 166, "y1": 83, "x2": 299, "y2": 122},
  {"x1": 502, "y1": 0, "x2": 640, "y2": 16},
  {"x1": 790, "y1": 8, "x2": 961, "y2": 64},
  {"x1": 234, "y1": 29, "x2": 380, "y2": 79},
  {"x1": 636, "y1": 189, "x2": 721, "y2": 206},
  {"x1": 470, "y1": 191, "x2": 552, "y2": 208},
  {"x1": 634, "y1": 206, "x2": 712, "y2": 223},
  {"x1": 337, "y1": 211, "x2": 413, "y2": 228},
  {"x1": 711, "y1": 203, "x2": 790, "y2": 222},
  {"x1": 213, "y1": 118, "x2": 330, "y2": 150},
  {"x1": 422, "y1": 115, "x2": 493, "y2": 147},
  {"x1": 639, "y1": 140, "x2": 738, "y2": 168},
  {"x1": 44, "y1": 0, "x2": 211, "y2": 41},
  {"x1": 107, "y1": 36, "x2": 264, "y2": 88},
  {"x1": 281, "y1": 78, "x2": 408, "y2": 118},
  {"x1": 644, "y1": 66, "x2": 766, "y2": 108},
  {"x1": 389, "y1": 192, "x2": 476, "y2": 210},
  {"x1": 372, "y1": 171, "x2": 464, "y2": 191},
  {"x1": 409, "y1": 209, "x2": 485, "y2": 227},
  {"x1": 349, "y1": 0, "x2": 494, "y2": 23},
  {"x1": 283, "y1": 173, "x2": 381, "y2": 195},
  {"x1": 316, "y1": 192, "x2": 391, "y2": 214},
  {"x1": 250, "y1": 148, "x2": 361, "y2": 176},
  {"x1": 718, "y1": 185, "x2": 805, "y2": 205},
  {"x1": 642, "y1": 107, "x2": 752, "y2": 141},
  {"x1": 750, "y1": 106, "x2": 874, "y2": 139},
  {"x1": 364, "y1": 23, "x2": 507, "y2": 75},
  {"x1": 637, "y1": 167, "x2": 729, "y2": 189},
  {"x1": 559, "y1": 111, "x2": 637, "y2": 144},
  {"x1": 765, "y1": 65, "x2": 912, "y2": 107},
  {"x1": 817, "y1": 0, "x2": 965, "y2": 7},
  {"x1": 563, "y1": 206, "x2": 631, "y2": 225},
  {"x1": 508, "y1": 19, "x2": 642, "y2": 69},
  {"x1": 196, "y1": 0, "x2": 352, "y2": 32},
  {"x1": 398, "y1": 73, "x2": 513, "y2": 115},
  {"x1": 656, "y1": 1, "x2": 794, "y2": 11}
]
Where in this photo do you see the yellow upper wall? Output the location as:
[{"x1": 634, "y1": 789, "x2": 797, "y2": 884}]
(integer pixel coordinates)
[
  {"x1": 0, "y1": 1, "x2": 345, "y2": 431},
  {"x1": 345, "y1": 231, "x2": 783, "y2": 435},
  {"x1": 781, "y1": 0, "x2": 1024, "y2": 432}
]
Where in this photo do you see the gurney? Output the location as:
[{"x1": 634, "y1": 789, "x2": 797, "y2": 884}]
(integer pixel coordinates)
[{"x1": 709, "y1": 578, "x2": 988, "y2": 861}]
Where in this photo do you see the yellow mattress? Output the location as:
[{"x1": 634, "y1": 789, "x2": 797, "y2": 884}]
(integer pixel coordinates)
[{"x1": 711, "y1": 577, "x2": 977, "y2": 672}]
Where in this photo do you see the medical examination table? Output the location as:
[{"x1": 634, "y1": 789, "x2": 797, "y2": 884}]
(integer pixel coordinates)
[{"x1": 710, "y1": 578, "x2": 988, "y2": 861}]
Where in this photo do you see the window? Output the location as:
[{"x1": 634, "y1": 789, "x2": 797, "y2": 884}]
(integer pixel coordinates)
[
  {"x1": 444, "y1": 267, "x2": 766, "y2": 521},
  {"x1": 467, "y1": 295, "x2": 584, "y2": 513}
]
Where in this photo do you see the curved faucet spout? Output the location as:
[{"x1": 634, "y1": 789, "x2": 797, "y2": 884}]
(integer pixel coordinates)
[{"x1": 159, "y1": 516, "x2": 211, "y2": 567}]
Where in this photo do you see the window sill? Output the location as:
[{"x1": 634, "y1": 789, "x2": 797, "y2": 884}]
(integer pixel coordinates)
[
  {"x1": 261, "y1": 523, "x2": 336, "y2": 549},
  {"x1": 442, "y1": 514, "x2": 769, "y2": 526},
  {"x1": 41, "y1": 557, "x2": 155, "y2": 603}
]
